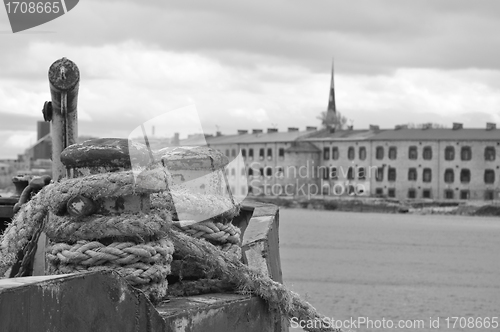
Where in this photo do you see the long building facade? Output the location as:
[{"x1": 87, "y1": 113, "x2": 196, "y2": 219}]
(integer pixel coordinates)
[{"x1": 205, "y1": 124, "x2": 500, "y2": 201}]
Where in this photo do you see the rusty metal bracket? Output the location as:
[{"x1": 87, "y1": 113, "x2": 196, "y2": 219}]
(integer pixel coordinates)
[{"x1": 42, "y1": 101, "x2": 52, "y2": 122}]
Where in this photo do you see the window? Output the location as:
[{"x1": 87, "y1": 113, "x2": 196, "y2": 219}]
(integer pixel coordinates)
[
  {"x1": 485, "y1": 147, "x2": 496, "y2": 161},
  {"x1": 408, "y1": 146, "x2": 417, "y2": 160},
  {"x1": 248, "y1": 186, "x2": 253, "y2": 195},
  {"x1": 259, "y1": 148, "x2": 265, "y2": 160},
  {"x1": 460, "y1": 169, "x2": 471, "y2": 183},
  {"x1": 388, "y1": 147, "x2": 397, "y2": 160},
  {"x1": 376, "y1": 146, "x2": 384, "y2": 160},
  {"x1": 266, "y1": 167, "x2": 272, "y2": 177},
  {"x1": 460, "y1": 190, "x2": 470, "y2": 200},
  {"x1": 242, "y1": 149, "x2": 246, "y2": 158},
  {"x1": 347, "y1": 167, "x2": 354, "y2": 180},
  {"x1": 322, "y1": 167, "x2": 329, "y2": 180},
  {"x1": 241, "y1": 168, "x2": 246, "y2": 176},
  {"x1": 347, "y1": 185, "x2": 355, "y2": 195},
  {"x1": 422, "y1": 189, "x2": 431, "y2": 198},
  {"x1": 279, "y1": 148, "x2": 285, "y2": 160},
  {"x1": 444, "y1": 169, "x2": 454, "y2": 183},
  {"x1": 388, "y1": 167, "x2": 396, "y2": 181},
  {"x1": 348, "y1": 147, "x2": 355, "y2": 160},
  {"x1": 332, "y1": 147, "x2": 339, "y2": 160},
  {"x1": 330, "y1": 166, "x2": 338, "y2": 179},
  {"x1": 388, "y1": 188, "x2": 395, "y2": 198},
  {"x1": 323, "y1": 147, "x2": 330, "y2": 160},
  {"x1": 359, "y1": 147, "x2": 367, "y2": 160},
  {"x1": 423, "y1": 146, "x2": 432, "y2": 160},
  {"x1": 461, "y1": 146, "x2": 472, "y2": 161},
  {"x1": 358, "y1": 167, "x2": 366, "y2": 180},
  {"x1": 248, "y1": 168, "x2": 254, "y2": 176},
  {"x1": 375, "y1": 188, "x2": 383, "y2": 196},
  {"x1": 267, "y1": 148, "x2": 272, "y2": 161},
  {"x1": 225, "y1": 149, "x2": 230, "y2": 156},
  {"x1": 444, "y1": 190, "x2": 454, "y2": 199},
  {"x1": 485, "y1": 190, "x2": 494, "y2": 200},
  {"x1": 484, "y1": 169, "x2": 495, "y2": 184},
  {"x1": 376, "y1": 167, "x2": 384, "y2": 182},
  {"x1": 407, "y1": 168, "x2": 416, "y2": 181},
  {"x1": 248, "y1": 148, "x2": 254, "y2": 159},
  {"x1": 259, "y1": 168, "x2": 264, "y2": 177},
  {"x1": 408, "y1": 189, "x2": 416, "y2": 198},
  {"x1": 444, "y1": 146, "x2": 455, "y2": 161},
  {"x1": 322, "y1": 185, "x2": 329, "y2": 195},
  {"x1": 276, "y1": 167, "x2": 284, "y2": 178},
  {"x1": 423, "y1": 168, "x2": 432, "y2": 182}
]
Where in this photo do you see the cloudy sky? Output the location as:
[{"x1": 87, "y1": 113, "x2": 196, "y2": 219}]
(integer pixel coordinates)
[{"x1": 1, "y1": 0, "x2": 500, "y2": 158}]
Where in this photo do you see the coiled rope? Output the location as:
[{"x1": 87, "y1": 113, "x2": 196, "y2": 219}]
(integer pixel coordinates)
[{"x1": 0, "y1": 170, "x2": 341, "y2": 332}]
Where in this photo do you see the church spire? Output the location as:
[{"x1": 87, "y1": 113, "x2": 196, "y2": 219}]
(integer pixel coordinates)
[
  {"x1": 325, "y1": 59, "x2": 337, "y2": 127},
  {"x1": 327, "y1": 59, "x2": 336, "y2": 114}
]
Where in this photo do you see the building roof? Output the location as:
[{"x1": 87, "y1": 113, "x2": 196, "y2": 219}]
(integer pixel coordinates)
[
  {"x1": 206, "y1": 130, "x2": 314, "y2": 145},
  {"x1": 301, "y1": 128, "x2": 381, "y2": 141},
  {"x1": 370, "y1": 128, "x2": 500, "y2": 141},
  {"x1": 285, "y1": 142, "x2": 320, "y2": 153}
]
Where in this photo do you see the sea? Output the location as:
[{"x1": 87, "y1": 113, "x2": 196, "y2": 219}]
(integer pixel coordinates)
[{"x1": 279, "y1": 209, "x2": 500, "y2": 332}]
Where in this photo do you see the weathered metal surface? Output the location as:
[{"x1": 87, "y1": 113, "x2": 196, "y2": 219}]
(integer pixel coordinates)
[
  {"x1": 48, "y1": 57, "x2": 79, "y2": 181},
  {"x1": 0, "y1": 272, "x2": 167, "y2": 332},
  {"x1": 158, "y1": 146, "x2": 230, "y2": 170},
  {"x1": 240, "y1": 201, "x2": 287, "y2": 332},
  {"x1": 61, "y1": 138, "x2": 147, "y2": 169},
  {"x1": 241, "y1": 202, "x2": 283, "y2": 283},
  {"x1": 157, "y1": 293, "x2": 274, "y2": 332}
]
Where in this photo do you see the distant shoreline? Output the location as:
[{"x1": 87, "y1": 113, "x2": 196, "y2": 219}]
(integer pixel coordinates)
[{"x1": 248, "y1": 196, "x2": 500, "y2": 217}]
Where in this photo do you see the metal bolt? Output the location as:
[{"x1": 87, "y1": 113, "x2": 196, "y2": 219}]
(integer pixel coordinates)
[{"x1": 42, "y1": 101, "x2": 53, "y2": 122}]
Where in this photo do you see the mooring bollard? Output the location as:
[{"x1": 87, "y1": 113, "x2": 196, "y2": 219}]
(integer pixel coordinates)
[
  {"x1": 32, "y1": 58, "x2": 80, "y2": 276},
  {"x1": 60, "y1": 138, "x2": 152, "y2": 215}
]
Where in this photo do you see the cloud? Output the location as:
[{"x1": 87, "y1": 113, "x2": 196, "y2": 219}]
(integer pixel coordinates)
[
  {"x1": 2, "y1": 0, "x2": 500, "y2": 75},
  {"x1": 338, "y1": 68, "x2": 500, "y2": 128},
  {"x1": 2, "y1": 1, "x2": 500, "y2": 158},
  {"x1": 0, "y1": 131, "x2": 37, "y2": 159}
]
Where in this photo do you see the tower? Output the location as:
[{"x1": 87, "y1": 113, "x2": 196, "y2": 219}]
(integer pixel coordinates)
[{"x1": 325, "y1": 60, "x2": 337, "y2": 127}]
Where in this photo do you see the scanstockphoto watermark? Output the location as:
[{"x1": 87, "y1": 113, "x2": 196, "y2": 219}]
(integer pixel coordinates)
[
  {"x1": 290, "y1": 316, "x2": 426, "y2": 330},
  {"x1": 291, "y1": 316, "x2": 500, "y2": 330},
  {"x1": 247, "y1": 161, "x2": 379, "y2": 181},
  {"x1": 249, "y1": 179, "x2": 367, "y2": 198},
  {"x1": 3, "y1": 0, "x2": 79, "y2": 33},
  {"x1": 244, "y1": 161, "x2": 381, "y2": 198}
]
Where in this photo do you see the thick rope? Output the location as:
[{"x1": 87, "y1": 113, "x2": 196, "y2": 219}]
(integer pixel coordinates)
[
  {"x1": 163, "y1": 225, "x2": 341, "y2": 332},
  {"x1": 0, "y1": 171, "x2": 340, "y2": 332},
  {"x1": 45, "y1": 212, "x2": 171, "y2": 242},
  {"x1": 47, "y1": 239, "x2": 174, "y2": 267},
  {"x1": 173, "y1": 220, "x2": 241, "y2": 244},
  {"x1": 0, "y1": 193, "x2": 49, "y2": 275}
]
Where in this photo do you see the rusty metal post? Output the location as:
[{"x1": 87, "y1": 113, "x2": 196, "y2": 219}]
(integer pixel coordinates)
[
  {"x1": 48, "y1": 57, "x2": 79, "y2": 181},
  {"x1": 33, "y1": 58, "x2": 79, "y2": 276}
]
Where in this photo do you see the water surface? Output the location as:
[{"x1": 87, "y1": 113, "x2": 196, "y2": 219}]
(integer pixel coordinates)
[{"x1": 279, "y1": 209, "x2": 500, "y2": 331}]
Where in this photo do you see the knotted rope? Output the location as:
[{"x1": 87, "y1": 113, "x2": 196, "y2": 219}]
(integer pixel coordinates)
[{"x1": 0, "y1": 170, "x2": 341, "y2": 332}]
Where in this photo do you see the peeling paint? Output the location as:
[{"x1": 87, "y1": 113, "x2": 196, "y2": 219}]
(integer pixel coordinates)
[{"x1": 174, "y1": 317, "x2": 189, "y2": 332}]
